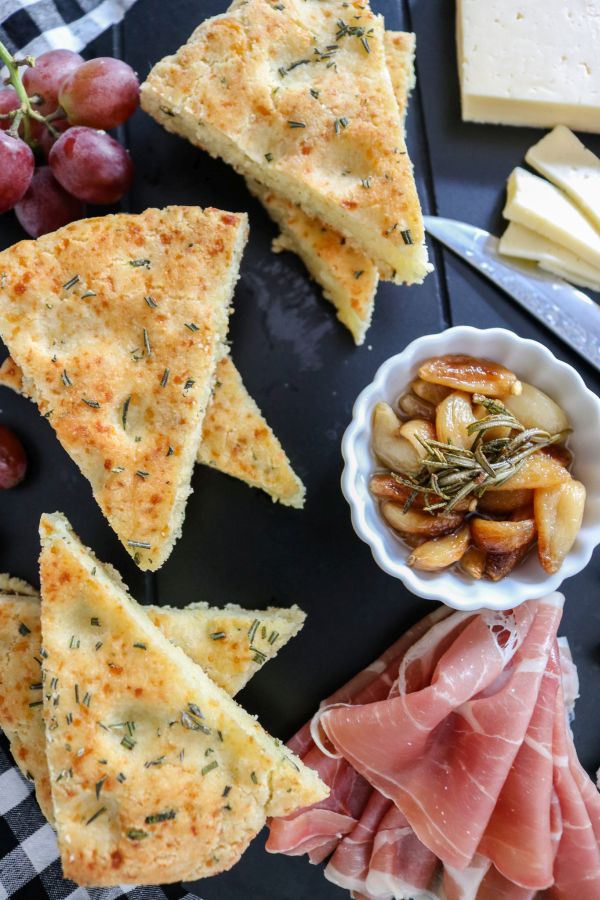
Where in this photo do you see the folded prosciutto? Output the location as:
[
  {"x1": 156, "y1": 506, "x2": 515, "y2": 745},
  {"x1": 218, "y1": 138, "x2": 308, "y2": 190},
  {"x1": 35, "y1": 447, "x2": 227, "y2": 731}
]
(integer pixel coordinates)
[{"x1": 267, "y1": 594, "x2": 600, "y2": 900}]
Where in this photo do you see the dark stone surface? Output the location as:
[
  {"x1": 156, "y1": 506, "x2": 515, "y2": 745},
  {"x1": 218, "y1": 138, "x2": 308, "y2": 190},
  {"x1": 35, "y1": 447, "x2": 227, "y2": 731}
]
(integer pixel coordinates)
[{"x1": 0, "y1": 2, "x2": 599, "y2": 897}]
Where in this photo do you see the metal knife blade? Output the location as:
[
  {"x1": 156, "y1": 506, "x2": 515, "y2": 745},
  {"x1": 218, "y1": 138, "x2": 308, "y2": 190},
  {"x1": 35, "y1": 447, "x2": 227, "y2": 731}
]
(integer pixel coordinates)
[{"x1": 424, "y1": 216, "x2": 600, "y2": 374}]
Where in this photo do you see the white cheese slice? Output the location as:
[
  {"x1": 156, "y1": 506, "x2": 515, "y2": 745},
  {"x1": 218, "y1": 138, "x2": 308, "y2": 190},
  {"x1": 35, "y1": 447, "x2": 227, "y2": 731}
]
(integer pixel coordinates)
[
  {"x1": 499, "y1": 221, "x2": 600, "y2": 290},
  {"x1": 525, "y1": 126, "x2": 600, "y2": 230},
  {"x1": 503, "y1": 168, "x2": 600, "y2": 270},
  {"x1": 456, "y1": 0, "x2": 600, "y2": 133}
]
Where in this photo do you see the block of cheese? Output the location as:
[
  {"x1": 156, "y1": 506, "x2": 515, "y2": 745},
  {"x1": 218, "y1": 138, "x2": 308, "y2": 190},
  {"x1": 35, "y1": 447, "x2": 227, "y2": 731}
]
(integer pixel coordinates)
[
  {"x1": 457, "y1": 0, "x2": 600, "y2": 133},
  {"x1": 499, "y1": 222, "x2": 600, "y2": 292},
  {"x1": 503, "y1": 168, "x2": 600, "y2": 270},
  {"x1": 525, "y1": 126, "x2": 600, "y2": 229}
]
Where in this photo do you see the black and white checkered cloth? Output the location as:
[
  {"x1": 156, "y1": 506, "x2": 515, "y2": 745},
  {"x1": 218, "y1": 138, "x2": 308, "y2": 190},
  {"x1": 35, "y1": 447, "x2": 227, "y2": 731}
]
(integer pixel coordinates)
[
  {"x1": 0, "y1": 7, "x2": 200, "y2": 900},
  {"x1": 1, "y1": 0, "x2": 137, "y2": 59}
]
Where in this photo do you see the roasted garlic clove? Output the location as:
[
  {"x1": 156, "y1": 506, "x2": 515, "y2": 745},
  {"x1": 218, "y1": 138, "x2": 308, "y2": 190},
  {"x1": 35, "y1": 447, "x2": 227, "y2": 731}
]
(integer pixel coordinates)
[
  {"x1": 485, "y1": 543, "x2": 532, "y2": 582},
  {"x1": 473, "y1": 403, "x2": 511, "y2": 441},
  {"x1": 381, "y1": 502, "x2": 464, "y2": 537},
  {"x1": 399, "y1": 418, "x2": 436, "y2": 458},
  {"x1": 503, "y1": 382, "x2": 569, "y2": 436},
  {"x1": 459, "y1": 546, "x2": 487, "y2": 579},
  {"x1": 372, "y1": 402, "x2": 422, "y2": 474},
  {"x1": 492, "y1": 452, "x2": 570, "y2": 491},
  {"x1": 397, "y1": 392, "x2": 436, "y2": 421},
  {"x1": 534, "y1": 479, "x2": 586, "y2": 574},
  {"x1": 471, "y1": 517, "x2": 536, "y2": 554},
  {"x1": 478, "y1": 488, "x2": 533, "y2": 515},
  {"x1": 410, "y1": 378, "x2": 451, "y2": 406},
  {"x1": 407, "y1": 526, "x2": 470, "y2": 571},
  {"x1": 436, "y1": 391, "x2": 477, "y2": 450},
  {"x1": 418, "y1": 354, "x2": 522, "y2": 398}
]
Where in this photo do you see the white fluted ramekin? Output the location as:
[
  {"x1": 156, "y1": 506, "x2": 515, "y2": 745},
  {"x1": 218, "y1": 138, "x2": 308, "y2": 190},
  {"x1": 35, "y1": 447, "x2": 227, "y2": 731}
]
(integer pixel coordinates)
[{"x1": 341, "y1": 326, "x2": 600, "y2": 611}]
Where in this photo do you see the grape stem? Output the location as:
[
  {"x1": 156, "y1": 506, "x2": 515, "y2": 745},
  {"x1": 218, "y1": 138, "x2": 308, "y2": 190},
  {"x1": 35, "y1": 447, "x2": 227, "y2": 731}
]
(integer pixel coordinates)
[{"x1": 0, "y1": 40, "x2": 59, "y2": 143}]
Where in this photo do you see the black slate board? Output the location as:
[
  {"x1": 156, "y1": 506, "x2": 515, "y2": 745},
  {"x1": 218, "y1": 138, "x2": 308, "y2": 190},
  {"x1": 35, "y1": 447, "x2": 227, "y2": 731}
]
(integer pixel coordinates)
[{"x1": 1, "y1": 2, "x2": 599, "y2": 898}]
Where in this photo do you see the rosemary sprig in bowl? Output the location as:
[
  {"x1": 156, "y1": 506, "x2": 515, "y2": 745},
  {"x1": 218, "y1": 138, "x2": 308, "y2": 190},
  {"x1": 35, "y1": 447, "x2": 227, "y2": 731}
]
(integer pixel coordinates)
[{"x1": 392, "y1": 394, "x2": 570, "y2": 517}]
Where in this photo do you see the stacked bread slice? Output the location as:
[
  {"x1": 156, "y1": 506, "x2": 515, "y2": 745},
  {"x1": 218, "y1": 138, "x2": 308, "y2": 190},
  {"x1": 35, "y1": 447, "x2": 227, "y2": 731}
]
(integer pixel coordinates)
[
  {"x1": 0, "y1": 207, "x2": 304, "y2": 570},
  {"x1": 0, "y1": 515, "x2": 326, "y2": 886},
  {"x1": 141, "y1": 2, "x2": 430, "y2": 344}
]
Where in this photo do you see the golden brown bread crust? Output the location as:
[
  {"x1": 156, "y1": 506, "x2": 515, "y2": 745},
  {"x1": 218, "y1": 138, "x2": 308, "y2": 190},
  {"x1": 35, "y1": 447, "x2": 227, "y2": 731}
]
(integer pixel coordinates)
[
  {"x1": 245, "y1": 31, "x2": 417, "y2": 344},
  {"x1": 0, "y1": 352, "x2": 304, "y2": 508},
  {"x1": 141, "y1": 0, "x2": 430, "y2": 284},
  {"x1": 39, "y1": 513, "x2": 327, "y2": 886},
  {"x1": 0, "y1": 208, "x2": 248, "y2": 570},
  {"x1": 0, "y1": 583, "x2": 304, "y2": 827},
  {"x1": 198, "y1": 355, "x2": 305, "y2": 506}
]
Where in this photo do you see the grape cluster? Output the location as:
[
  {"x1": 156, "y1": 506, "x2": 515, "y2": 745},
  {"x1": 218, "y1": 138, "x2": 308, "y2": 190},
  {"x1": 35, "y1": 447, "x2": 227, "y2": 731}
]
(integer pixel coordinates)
[{"x1": 0, "y1": 46, "x2": 139, "y2": 237}]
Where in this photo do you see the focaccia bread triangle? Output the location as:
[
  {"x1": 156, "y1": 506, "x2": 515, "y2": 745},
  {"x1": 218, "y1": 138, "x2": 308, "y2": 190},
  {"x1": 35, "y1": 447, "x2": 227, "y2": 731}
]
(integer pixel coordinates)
[
  {"x1": 0, "y1": 576, "x2": 305, "y2": 824},
  {"x1": 39, "y1": 513, "x2": 327, "y2": 886},
  {"x1": 0, "y1": 207, "x2": 248, "y2": 570},
  {"x1": 250, "y1": 31, "x2": 416, "y2": 345},
  {"x1": 197, "y1": 355, "x2": 305, "y2": 506},
  {"x1": 141, "y1": 0, "x2": 430, "y2": 285},
  {"x1": 0, "y1": 352, "x2": 305, "y2": 508}
]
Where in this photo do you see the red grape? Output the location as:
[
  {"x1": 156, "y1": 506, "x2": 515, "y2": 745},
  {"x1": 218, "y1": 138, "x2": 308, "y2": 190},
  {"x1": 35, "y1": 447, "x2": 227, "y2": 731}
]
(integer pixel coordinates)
[
  {"x1": 48, "y1": 126, "x2": 133, "y2": 204},
  {"x1": 0, "y1": 132, "x2": 34, "y2": 213},
  {"x1": 22, "y1": 49, "x2": 83, "y2": 116},
  {"x1": 39, "y1": 117, "x2": 70, "y2": 158},
  {"x1": 0, "y1": 88, "x2": 20, "y2": 131},
  {"x1": 0, "y1": 426, "x2": 27, "y2": 489},
  {"x1": 59, "y1": 58, "x2": 139, "y2": 130},
  {"x1": 15, "y1": 166, "x2": 85, "y2": 237}
]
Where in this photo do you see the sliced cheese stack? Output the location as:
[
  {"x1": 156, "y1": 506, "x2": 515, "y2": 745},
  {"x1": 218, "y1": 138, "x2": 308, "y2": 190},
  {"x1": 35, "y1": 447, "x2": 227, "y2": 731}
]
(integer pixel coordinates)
[{"x1": 499, "y1": 126, "x2": 600, "y2": 293}]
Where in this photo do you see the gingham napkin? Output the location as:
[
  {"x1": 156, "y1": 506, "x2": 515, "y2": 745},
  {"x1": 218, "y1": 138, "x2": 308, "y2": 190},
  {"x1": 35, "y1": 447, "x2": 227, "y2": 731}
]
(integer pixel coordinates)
[{"x1": 0, "y1": 3, "x2": 199, "y2": 899}]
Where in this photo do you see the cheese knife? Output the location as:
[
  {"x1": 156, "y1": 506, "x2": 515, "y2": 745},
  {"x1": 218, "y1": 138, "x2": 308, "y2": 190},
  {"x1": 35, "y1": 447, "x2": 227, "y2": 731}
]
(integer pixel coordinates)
[{"x1": 424, "y1": 216, "x2": 600, "y2": 374}]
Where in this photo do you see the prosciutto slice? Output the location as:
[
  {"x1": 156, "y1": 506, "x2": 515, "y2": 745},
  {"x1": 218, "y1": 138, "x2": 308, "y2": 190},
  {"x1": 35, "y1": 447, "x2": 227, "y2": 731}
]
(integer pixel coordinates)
[
  {"x1": 320, "y1": 599, "x2": 559, "y2": 867},
  {"x1": 547, "y1": 679, "x2": 600, "y2": 899},
  {"x1": 266, "y1": 607, "x2": 454, "y2": 860},
  {"x1": 268, "y1": 595, "x2": 600, "y2": 900},
  {"x1": 365, "y1": 805, "x2": 439, "y2": 900},
  {"x1": 324, "y1": 790, "x2": 391, "y2": 894},
  {"x1": 478, "y1": 645, "x2": 561, "y2": 889}
]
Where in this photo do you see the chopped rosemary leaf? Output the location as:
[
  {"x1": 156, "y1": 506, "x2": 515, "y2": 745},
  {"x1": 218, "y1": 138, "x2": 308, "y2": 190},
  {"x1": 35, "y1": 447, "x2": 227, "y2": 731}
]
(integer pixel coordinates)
[
  {"x1": 61, "y1": 369, "x2": 72, "y2": 387},
  {"x1": 310, "y1": 88, "x2": 320, "y2": 98},
  {"x1": 361, "y1": 177, "x2": 372, "y2": 189},
  {"x1": 184, "y1": 378, "x2": 195, "y2": 391},
  {"x1": 160, "y1": 368, "x2": 169, "y2": 388},
  {"x1": 122, "y1": 395, "x2": 131, "y2": 430},
  {"x1": 287, "y1": 58, "x2": 310, "y2": 71},
  {"x1": 127, "y1": 829, "x2": 148, "y2": 840},
  {"x1": 121, "y1": 735, "x2": 136, "y2": 750},
  {"x1": 167, "y1": 446, "x2": 174, "y2": 457},
  {"x1": 95, "y1": 776, "x2": 107, "y2": 799},
  {"x1": 144, "y1": 756, "x2": 165, "y2": 768},
  {"x1": 401, "y1": 228, "x2": 413, "y2": 245},
  {"x1": 63, "y1": 275, "x2": 80, "y2": 290},
  {"x1": 268, "y1": 630, "x2": 279, "y2": 644},
  {"x1": 145, "y1": 295, "x2": 157, "y2": 308},
  {"x1": 251, "y1": 647, "x2": 268, "y2": 664},
  {"x1": 127, "y1": 540, "x2": 151, "y2": 549},
  {"x1": 287, "y1": 120, "x2": 306, "y2": 128},
  {"x1": 117, "y1": 772, "x2": 126, "y2": 783},
  {"x1": 185, "y1": 322, "x2": 199, "y2": 332},
  {"x1": 82, "y1": 692, "x2": 92, "y2": 707},
  {"x1": 223, "y1": 785, "x2": 232, "y2": 797},
  {"x1": 30, "y1": 683, "x2": 43, "y2": 690},
  {"x1": 86, "y1": 806, "x2": 107, "y2": 825},
  {"x1": 354, "y1": 270, "x2": 364, "y2": 279},
  {"x1": 69, "y1": 635, "x2": 80, "y2": 649},
  {"x1": 145, "y1": 809, "x2": 177, "y2": 824},
  {"x1": 82, "y1": 398, "x2": 101, "y2": 408},
  {"x1": 133, "y1": 642, "x2": 147, "y2": 650},
  {"x1": 136, "y1": 470, "x2": 149, "y2": 479},
  {"x1": 201, "y1": 760, "x2": 219, "y2": 776},
  {"x1": 18, "y1": 622, "x2": 30, "y2": 636},
  {"x1": 251, "y1": 771, "x2": 258, "y2": 784},
  {"x1": 143, "y1": 328, "x2": 152, "y2": 357},
  {"x1": 74, "y1": 684, "x2": 79, "y2": 704},
  {"x1": 81, "y1": 290, "x2": 96, "y2": 300},
  {"x1": 248, "y1": 619, "x2": 260, "y2": 642},
  {"x1": 95, "y1": 641, "x2": 103, "y2": 651},
  {"x1": 129, "y1": 258, "x2": 151, "y2": 268},
  {"x1": 264, "y1": 152, "x2": 273, "y2": 162},
  {"x1": 334, "y1": 116, "x2": 349, "y2": 134},
  {"x1": 209, "y1": 632, "x2": 226, "y2": 640},
  {"x1": 91, "y1": 617, "x2": 100, "y2": 626},
  {"x1": 28, "y1": 700, "x2": 43, "y2": 708}
]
